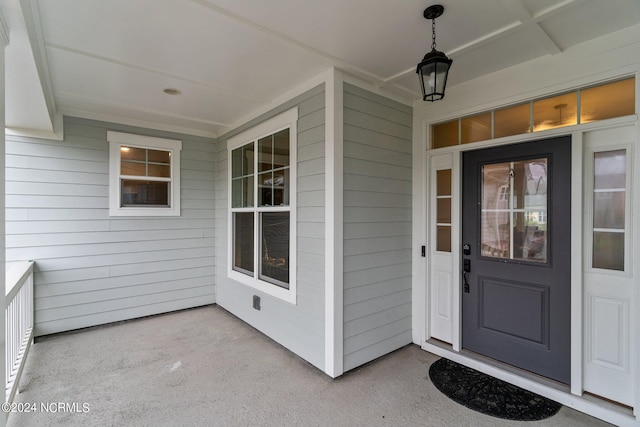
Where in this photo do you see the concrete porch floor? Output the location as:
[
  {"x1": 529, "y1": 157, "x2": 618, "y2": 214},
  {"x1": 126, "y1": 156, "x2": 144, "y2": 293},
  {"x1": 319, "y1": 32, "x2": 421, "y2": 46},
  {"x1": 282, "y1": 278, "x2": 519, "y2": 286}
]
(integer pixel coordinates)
[{"x1": 7, "y1": 305, "x2": 610, "y2": 427}]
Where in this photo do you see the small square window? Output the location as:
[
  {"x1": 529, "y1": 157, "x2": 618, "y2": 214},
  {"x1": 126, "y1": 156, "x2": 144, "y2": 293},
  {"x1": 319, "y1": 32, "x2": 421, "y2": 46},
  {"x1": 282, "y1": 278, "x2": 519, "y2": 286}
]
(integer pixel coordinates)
[
  {"x1": 432, "y1": 119, "x2": 458, "y2": 148},
  {"x1": 108, "y1": 131, "x2": 182, "y2": 216},
  {"x1": 461, "y1": 113, "x2": 491, "y2": 144}
]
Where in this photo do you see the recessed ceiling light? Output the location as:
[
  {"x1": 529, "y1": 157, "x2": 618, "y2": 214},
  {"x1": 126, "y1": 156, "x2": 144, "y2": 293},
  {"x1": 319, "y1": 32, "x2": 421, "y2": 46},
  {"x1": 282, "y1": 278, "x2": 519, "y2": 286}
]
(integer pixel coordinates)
[{"x1": 163, "y1": 88, "x2": 182, "y2": 95}]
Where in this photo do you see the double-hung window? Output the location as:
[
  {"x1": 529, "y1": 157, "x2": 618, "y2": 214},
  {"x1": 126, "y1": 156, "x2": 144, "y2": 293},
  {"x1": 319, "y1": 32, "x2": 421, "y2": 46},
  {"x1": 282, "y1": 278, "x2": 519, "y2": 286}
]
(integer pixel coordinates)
[
  {"x1": 108, "y1": 131, "x2": 182, "y2": 216},
  {"x1": 228, "y1": 108, "x2": 297, "y2": 303}
]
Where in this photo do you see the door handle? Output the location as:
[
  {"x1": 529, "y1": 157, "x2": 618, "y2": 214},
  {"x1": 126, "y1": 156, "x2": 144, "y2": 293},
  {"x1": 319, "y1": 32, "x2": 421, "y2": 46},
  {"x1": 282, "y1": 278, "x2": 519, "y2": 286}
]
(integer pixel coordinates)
[{"x1": 463, "y1": 259, "x2": 470, "y2": 293}]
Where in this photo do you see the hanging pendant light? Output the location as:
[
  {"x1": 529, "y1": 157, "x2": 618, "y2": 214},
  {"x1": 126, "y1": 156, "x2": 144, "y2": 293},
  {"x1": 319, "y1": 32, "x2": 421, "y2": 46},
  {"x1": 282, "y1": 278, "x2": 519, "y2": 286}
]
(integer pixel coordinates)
[{"x1": 416, "y1": 5, "x2": 452, "y2": 102}]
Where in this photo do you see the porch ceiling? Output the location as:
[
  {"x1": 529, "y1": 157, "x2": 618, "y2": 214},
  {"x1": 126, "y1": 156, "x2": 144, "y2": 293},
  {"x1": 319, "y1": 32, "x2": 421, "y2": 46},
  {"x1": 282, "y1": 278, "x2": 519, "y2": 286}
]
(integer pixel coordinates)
[{"x1": 4, "y1": 0, "x2": 640, "y2": 138}]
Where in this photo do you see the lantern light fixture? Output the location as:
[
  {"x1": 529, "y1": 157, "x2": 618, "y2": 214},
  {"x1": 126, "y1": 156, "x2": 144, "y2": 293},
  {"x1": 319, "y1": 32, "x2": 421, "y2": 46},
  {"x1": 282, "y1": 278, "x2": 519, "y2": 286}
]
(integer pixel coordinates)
[{"x1": 416, "y1": 5, "x2": 452, "y2": 102}]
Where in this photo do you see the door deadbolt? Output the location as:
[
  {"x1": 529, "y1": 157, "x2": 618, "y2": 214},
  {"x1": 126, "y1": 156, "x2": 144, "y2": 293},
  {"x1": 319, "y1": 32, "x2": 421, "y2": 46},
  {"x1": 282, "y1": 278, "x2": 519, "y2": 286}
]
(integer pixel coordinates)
[{"x1": 463, "y1": 243, "x2": 471, "y2": 256}]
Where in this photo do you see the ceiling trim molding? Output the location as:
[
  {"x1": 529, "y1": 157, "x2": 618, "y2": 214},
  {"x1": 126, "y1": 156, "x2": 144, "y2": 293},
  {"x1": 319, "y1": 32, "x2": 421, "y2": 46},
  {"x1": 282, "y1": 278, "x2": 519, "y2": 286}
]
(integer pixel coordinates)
[
  {"x1": 528, "y1": 24, "x2": 562, "y2": 55},
  {"x1": 46, "y1": 42, "x2": 271, "y2": 103},
  {"x1": 61, "y1": 107, "x2": 219, "y2": 139},
  {"x1": 20, "y1": 0, "x2": 56, "y2": 123},
  {"x1": 56, "y1": 91, "x2": 231, "y2": 128},
  {"x1": 446, "y1": 0, "x2": 581, "y2": 56},
  {"x1": 498, "y1": 0, "x2": 562, "y2": 54},
  {"x1": 222, "y1": 68, "x2": 331, "y2": 138},
  {"x1": 383, "y1": 82, "x2": 420, "y2": 100},
  {"x1": 380, "y1": 20, "x2": 522, "y2": 88},
  {"x1": 0, "y1": 5, "x2": 9, "y2": 46},
  {"x1": 341, "y1": 72, "x2": 412, "y2": 107},
  {"x1": 382, "y1": 0, "x2": 584, "y2": 89},
  {"x1": 190, "y1": 0, "x2": 389, "y2": 87}
]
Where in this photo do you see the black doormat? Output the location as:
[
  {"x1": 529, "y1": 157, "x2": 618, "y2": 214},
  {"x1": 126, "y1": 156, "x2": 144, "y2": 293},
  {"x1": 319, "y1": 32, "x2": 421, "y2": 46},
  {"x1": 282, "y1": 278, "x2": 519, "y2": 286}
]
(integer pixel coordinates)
[{"x1": 428, "y1": 358, "x2": 562, "y2": 421}]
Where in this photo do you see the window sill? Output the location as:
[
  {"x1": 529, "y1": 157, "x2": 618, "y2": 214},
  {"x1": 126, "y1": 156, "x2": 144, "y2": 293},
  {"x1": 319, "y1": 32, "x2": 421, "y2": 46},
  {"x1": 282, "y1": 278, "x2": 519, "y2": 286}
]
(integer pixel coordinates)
[
  {"x1": 109, "y1": 207, "x2": 181, "y2": 217},
  {"x1": 228, "y1": 270, "x2": 296, "y2": 305}
]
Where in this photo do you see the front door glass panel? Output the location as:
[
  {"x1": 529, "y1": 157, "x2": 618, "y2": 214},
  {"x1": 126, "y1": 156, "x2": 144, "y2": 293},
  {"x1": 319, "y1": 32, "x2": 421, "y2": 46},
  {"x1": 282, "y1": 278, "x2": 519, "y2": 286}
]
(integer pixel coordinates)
[{"x1": 481, "y1": 158, "x2": 548, "y2": 263}]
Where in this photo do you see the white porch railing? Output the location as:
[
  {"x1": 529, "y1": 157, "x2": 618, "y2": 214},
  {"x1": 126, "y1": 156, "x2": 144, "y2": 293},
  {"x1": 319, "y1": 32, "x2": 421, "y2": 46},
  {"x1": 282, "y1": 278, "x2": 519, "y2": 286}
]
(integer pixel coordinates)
[{"x1": 5, "y1": 261, "x2": 35, "y2": 405}]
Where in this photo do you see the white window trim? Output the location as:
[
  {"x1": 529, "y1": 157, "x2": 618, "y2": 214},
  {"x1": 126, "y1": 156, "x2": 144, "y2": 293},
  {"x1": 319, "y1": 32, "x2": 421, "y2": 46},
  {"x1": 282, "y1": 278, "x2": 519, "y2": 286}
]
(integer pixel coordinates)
[
  {"x1": 227, "y1": 108, "x2": 298, "y2": 304},
  {"x1": 108, "y1": 131, "x2": 182, "y2": 217}
]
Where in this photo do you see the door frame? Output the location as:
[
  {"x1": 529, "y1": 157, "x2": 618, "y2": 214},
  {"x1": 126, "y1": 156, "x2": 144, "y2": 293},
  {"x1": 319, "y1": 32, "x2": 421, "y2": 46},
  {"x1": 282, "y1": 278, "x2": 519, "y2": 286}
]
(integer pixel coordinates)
[{"x1": 420, "y1": 128, "x2": 584, "y2": 396}]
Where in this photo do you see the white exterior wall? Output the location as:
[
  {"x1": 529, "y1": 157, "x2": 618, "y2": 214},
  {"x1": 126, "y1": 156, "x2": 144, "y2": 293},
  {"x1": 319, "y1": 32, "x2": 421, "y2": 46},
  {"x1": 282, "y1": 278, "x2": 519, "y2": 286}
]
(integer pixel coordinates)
[
  {"x1": 214, "y1": 75, "x2": 415, "y2": 375},
  {"x1": 6, "y1": 116, "x2": 216, "y2": 336},
  {"x1": 342, "y1": 83, "x2": 413, "y2": 371}
]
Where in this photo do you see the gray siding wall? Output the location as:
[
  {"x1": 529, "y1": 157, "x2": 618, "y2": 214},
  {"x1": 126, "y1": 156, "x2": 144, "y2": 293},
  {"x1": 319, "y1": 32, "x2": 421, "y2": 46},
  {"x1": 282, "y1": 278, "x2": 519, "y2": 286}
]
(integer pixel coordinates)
[
  {"x1": 342, "y1": 84, "x2": 412, "y2": 371},
  {"x1": 215, "y1": 84, "x2": 325, "y2": 370},
  {"x1": 6, "y1": 117, "x2": 216, "y2": 336}
]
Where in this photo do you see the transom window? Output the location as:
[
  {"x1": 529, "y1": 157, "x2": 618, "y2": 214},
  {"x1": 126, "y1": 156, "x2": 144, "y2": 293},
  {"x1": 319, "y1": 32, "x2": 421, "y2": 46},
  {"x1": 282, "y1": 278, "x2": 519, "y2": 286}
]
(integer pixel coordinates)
[
  {"x1": 108, "y1": 131, "x2": 181, "y2": 217},
  {"x1": 228, "y1": 108, "x2": 297, "y2": 303},
  {"x1": 432, "y1": 77, "x2": 635, "y2": 148}
]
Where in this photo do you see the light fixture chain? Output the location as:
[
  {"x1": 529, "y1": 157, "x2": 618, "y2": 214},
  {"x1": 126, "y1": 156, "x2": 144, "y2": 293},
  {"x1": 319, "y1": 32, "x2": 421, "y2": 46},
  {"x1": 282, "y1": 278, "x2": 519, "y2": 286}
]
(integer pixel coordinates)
[{"x1": 431, "y1": 18, "x2": 437, "y2": 50}]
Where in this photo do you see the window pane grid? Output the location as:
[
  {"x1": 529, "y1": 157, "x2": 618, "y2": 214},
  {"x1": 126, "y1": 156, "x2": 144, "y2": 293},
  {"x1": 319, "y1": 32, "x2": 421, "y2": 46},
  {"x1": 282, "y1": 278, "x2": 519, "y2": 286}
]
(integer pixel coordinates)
[
  {"x1": 109, "y1": 131, "x2": 181, "y2": 216},
  {"x1": 121, "y1": 147, "x2": 171, "y2": 179},
  {"x1": 120, "y1": 175, "x2": 171, "y2": 182},
  {"x1": 258, "y1": 131, "x2": 290, "y2": 207},
  {"x1": 436, "y1": 169, "x2": 452, "y2": 252},
  {"x1": 481, "y1": 159, "x2": 548, "y2": 262},
  {"x1": 231, "y1": 125, "x2": 292, "y2": 290},
  {"x1": 461, "y1": 112, "x2": 491, "y2": 144},
  {"x1": 231, "y1": 206, "x2": 290, "y2": 213},
  {"x1": 121, "y1": 159, "x2": 169, "y2": 165},
  {"x1": 233, "y1": 212, "x2": 255, "y2": 276},
  {"x1": 533, "y1": 92, "x2": 577, "y2": 132},
  {"x1": 121, "y1": 180, "x2": 170, "y2": 207},
  {"x1": 259, "y1": 212, "x2": 290, "y2": 288},
  {"x1": 592, "y1": 149, "x2": 626, "y2": 271},
  {"x1": 483, "y1": 209, "x2": 547, "y2": 215},
  {"x1": 494, "y1": 103, "x2": 531, "y2": 138},
  {"x1": 255, "y1": 206, "x2": 290, "y2": 212},
  {"x1": 119, "y1": 146, "x2": 172, "y2": 208},
  {"x1": 232, "y1": 171, "x2": 255, "y2": 179}
]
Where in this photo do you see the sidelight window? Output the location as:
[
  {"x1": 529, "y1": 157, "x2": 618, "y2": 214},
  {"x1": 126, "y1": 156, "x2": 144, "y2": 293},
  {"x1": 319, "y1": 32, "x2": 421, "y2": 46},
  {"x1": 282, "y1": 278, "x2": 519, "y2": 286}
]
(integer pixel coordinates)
[
  {"x1": 436, "y1": 169, "x2": 452, "y2": 252},
  {"x1": 592, "y1": 150, "x2": 626, "y2": 271}
]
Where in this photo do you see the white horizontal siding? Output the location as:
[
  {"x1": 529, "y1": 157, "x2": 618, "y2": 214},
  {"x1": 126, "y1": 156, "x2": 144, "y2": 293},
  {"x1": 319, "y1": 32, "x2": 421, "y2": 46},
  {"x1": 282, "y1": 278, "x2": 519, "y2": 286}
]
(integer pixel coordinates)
[
  {"x1": 215, "y1": 84, "x2": 326, "y2": 370},
  {"x1": 5, "y1": 116, "x2": 216, "y2": 336},
  {"x1": 342, "y1": 83, "x2": 413, "y2": 372}
]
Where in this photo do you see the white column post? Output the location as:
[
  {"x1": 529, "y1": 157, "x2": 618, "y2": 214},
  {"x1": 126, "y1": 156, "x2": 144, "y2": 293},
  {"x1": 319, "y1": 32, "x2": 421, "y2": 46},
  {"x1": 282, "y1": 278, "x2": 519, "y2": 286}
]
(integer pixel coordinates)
[
  {"x1": 324, "y1": 68, "x2": 344, "y2": 378},
  {"x1": 0, "y1": 7, "x2": 9, "y2": 426}
]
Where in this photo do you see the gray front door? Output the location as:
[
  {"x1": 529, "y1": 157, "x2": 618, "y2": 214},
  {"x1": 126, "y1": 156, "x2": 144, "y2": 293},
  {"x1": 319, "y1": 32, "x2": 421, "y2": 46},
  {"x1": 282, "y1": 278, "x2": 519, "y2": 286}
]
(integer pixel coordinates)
[{"x1": 461, "y1": 136, "x2": 571, "y2": 384}]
